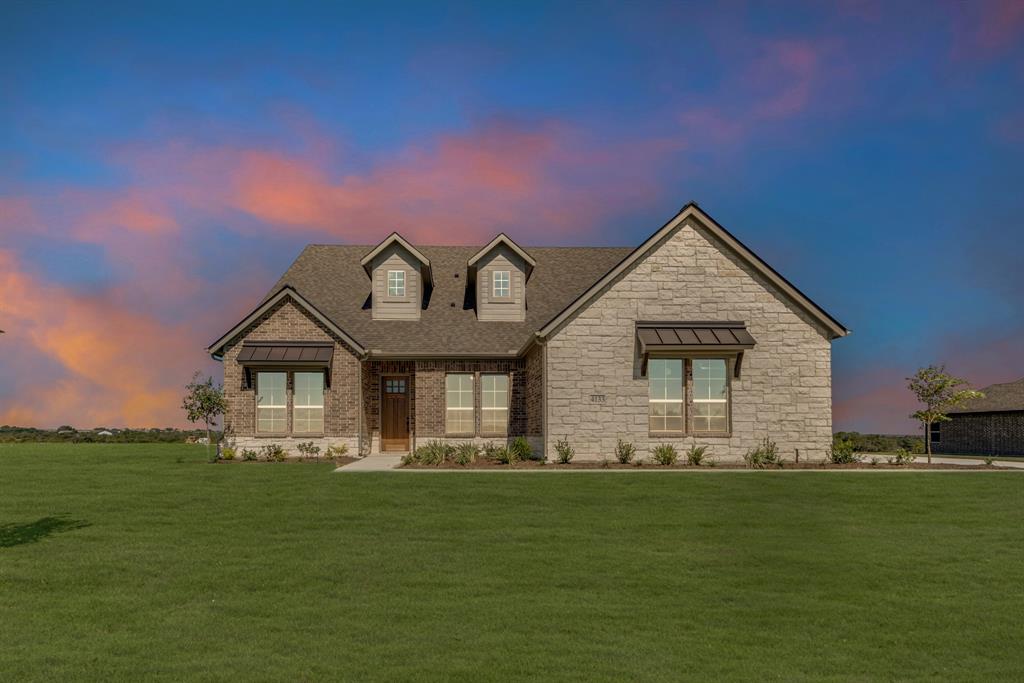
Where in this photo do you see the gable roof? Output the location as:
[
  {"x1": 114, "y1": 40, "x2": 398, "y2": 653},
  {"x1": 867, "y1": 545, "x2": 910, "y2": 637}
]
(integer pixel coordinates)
[
  {"x1": 537, "y1": 202, "x2": 850, "y2": 340},
  {"x1": 207, "y1": 286, "x2": 367, "y2": 359},
  {"x1": 256, "y1": 245, "x2": 631, "y2": 357},
  {"x1": 949, "y1": 378, "x2": 1024, "y2": 414},
  {"x1": 360, "y1": 232, "x2": 433, "y2": 286},
  {"x1": 467, "y1": 233, "x2": 537, "y2": 280}
]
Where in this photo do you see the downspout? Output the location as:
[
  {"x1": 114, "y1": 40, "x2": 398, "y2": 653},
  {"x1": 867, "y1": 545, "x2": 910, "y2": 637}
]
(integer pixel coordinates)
[{"x1": 357, "y1": 356, "x2": 364, "y2": 456}]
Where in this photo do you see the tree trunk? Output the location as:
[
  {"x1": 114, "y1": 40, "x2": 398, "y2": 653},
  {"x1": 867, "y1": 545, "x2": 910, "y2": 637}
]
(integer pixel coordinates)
[
  {"x1": 926, "y1": 422, "x2": 932, "y2": 464},
  {"x1": 206, "y1": 423, "x2": 212, "y2": 462}
]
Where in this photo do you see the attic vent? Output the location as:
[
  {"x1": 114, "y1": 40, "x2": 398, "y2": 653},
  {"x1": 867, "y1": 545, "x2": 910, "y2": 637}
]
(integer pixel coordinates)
[{"x1": 454, "y1": 273, "x2": 460, "y2": 279}]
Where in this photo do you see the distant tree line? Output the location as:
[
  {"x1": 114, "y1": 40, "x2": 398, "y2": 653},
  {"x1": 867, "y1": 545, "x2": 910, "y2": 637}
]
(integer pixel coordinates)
[
  {"x1": 0, "y1": 426, "x2": 220, "y2": 443},
  {"x1": 833, "y1": 431, "x2": 924, "y2": 454}
]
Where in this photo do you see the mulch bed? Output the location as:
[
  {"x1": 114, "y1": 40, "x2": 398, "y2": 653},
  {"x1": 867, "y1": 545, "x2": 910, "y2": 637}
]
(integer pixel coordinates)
[
  {"x1": 216, "y1": 456, "x2": 361, "y2": 466},
  {"x1": 401, "y1": 460, "x2": 1002, "y2": 470}
]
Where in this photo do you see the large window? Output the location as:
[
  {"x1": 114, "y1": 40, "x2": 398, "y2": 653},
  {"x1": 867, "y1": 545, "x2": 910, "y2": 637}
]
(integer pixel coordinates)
[
  {"x1": 693, "y1": 359, "x2": 728, "y2": 433},
  {"x1": 256, "y1": 372, "x2": 287, "y2": 433},
  {"x1": 649, "y1": 359, "x2": 683, "y2": 432},
  {"x1": 481, "y1": 374, "x2": 509, "y2": 434},
  {"x1": 387, "y1": 270, "x2": 406, "y2": 297},
  {"x1": 293, "y1": 372, "x2": 325, "y2": 433},
  {"x1": 929, "y1": 421, "x2": 941, "y2": 444},
  {"x1": 493, "y1": 270, "x2": 510, "y2": 298},
  {"x1": 446, "y1": 373, "x2": 474, "y2": 434}
]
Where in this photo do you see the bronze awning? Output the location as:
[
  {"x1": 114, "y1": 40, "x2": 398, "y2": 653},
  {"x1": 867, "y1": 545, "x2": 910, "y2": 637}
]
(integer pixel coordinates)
[
  {"x1": 637, "y1": 322, "x2": 755, "y2": 377},
  {"x1": 237, "y1": 341, "x2": 334, "y2": 365}
]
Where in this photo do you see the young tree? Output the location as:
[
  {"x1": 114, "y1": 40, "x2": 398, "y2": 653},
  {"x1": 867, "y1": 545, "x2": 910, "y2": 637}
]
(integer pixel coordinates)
[
  {"x1": 182, "y1": 371, "x2": 226, "y2": 462},
  {"x1": 907, "y1": 365, "x2": 983, "y2": 463}
]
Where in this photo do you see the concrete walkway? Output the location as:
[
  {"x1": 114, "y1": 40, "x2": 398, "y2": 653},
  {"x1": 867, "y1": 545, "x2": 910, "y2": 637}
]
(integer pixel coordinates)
[
  {"x1": 924, "y1": 456, "x2": 1024, "y2": 469},
  {"x1": 334, "y1": 455, "x2": 403, "y2": 472}
]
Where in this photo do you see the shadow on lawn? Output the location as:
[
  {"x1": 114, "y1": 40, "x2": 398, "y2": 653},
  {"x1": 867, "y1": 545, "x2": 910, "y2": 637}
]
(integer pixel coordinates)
[{"x1": 0, "y1": 515, "x2": 90, "y2": 549}]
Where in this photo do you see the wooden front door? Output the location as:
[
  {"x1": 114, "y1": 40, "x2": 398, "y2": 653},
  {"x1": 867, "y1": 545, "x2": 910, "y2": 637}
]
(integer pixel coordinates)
[{"x1": 381, "y1": 376, "x2": 410, "y2": 452}]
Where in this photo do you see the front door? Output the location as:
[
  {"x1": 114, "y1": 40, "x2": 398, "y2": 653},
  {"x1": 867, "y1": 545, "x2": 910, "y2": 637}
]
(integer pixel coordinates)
[{"x1": 381, "y1": 376, "x2": 410, "y2": 452}]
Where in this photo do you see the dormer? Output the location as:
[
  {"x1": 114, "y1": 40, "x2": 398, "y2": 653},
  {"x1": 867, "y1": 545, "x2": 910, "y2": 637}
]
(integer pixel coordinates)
[
  {"x1": 467, "y1": 234, "x2": 535, "y2": 322},
  {"x1": 361, "y1": 233, "x2": 432, "y2": 320}
]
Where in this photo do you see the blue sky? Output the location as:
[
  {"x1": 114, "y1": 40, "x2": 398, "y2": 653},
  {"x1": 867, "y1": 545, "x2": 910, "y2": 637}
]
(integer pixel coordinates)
[{"x1": 1, "y1": 0, "x2": 1022, "y2": 430}]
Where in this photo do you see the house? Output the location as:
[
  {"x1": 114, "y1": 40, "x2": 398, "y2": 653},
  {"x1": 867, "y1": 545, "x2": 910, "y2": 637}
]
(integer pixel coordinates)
[
  {"x1": 208, "y1": 202, "x2": 849, "y2": 460},
  {"x1": 932, "y1": 378, "x2": 1024, "y2": 457}
]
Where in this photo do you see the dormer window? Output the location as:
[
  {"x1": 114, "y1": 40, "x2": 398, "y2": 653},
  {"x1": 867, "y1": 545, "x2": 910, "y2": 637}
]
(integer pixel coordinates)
[
  {"x1": 387, "y1": 270, "x2": 406, "y2": 298},
  {"x1": 493, "y1": 271, "x2": 510, "y2": 298}
]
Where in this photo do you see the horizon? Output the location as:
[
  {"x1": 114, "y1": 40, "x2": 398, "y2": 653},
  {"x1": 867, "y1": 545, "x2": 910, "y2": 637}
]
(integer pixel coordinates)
[{"x1": 2, "y1": 1, "x2": 1022, "y2": 432}]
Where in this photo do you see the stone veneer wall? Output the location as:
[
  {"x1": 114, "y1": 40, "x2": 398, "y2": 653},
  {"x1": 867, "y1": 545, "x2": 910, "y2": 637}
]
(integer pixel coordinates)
[
  {"x1": 544, "y1": 215, "x2": 835, "y2": 462},
  {"x1": 222, "y1": 297, "x2": 361, "y2": 454}
]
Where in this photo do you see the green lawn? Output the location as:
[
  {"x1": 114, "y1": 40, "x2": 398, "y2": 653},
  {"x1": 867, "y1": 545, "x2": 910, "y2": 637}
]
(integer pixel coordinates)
[{"x1": 2, "y1": 444, "x2": 1022, "y2": 681}]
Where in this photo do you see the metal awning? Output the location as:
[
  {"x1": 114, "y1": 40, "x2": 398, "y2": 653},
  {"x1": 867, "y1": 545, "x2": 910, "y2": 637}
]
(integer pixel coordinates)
[
  {"x1": 237, "y1": 341, "x2": 334, "y2": 365},
  {"x1": 636, "y1": 322, "x2": 755, "y2": 377}
]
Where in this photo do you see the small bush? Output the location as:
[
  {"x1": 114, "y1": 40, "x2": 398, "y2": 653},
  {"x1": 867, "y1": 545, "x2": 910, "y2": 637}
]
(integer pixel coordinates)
[
  {"x1": 510, "y1": 436, "x2": 535, "y2": 461},
  {"x1": 295, "y1": 441, "x2": 320, "y2": 461},
  {"x1": 984, "y1": 457, "x2": 994, "y2": 466},
  {"x1": 650, "y1": 443, "x2": 679, "y2": 466},
  {"x1": 241, "y1": 448, "x2": 257, "y2": 461},
  {"x1": 685, "y1": 444, "x2": 709, "y2": 466},
  {"x1": 492, "y1": 445, "x2": 518, "y2": 465},
  {"x1": 893, "y1": 447, "x2": 916, "y2": 466},
  {"x1": 744, "y1": 438, "x2": 782, "y2": 468},
  {"x1": 326, "y1": 444, "x2": 349, "y2": 460},
  {"x1": 633, "y1": 458, "x2": 643, "y2": 467},
  {"x1": 615, "y1": 439, "x2": 636, "y2": 464},
  {"x1": 870, "y1": 456, "x2": 879, "y2": 466},
  {"x1": 454, "y1": 443, "x2": 478, "y2": 466},
  {"x1": 401, "y1": 452, "x2": 415, "y2": 466},
  {"x1": 481, "y1": 441, "x2": 498, "y2": 459},
  {"x1": 260, "y1": 444, "x2": 287, "y2": 462},
  {"x1": 826, "y1": 436, "x2": 862, "y2": 464},
  {"x1": 554, "y1": 438, "x2": 575, "y2": 464},
  {"x1": 221, "y1": 446, "x2": 236, "y2": 461},
  {"x1": 412, "y1": 440, "x2": 453, "y2": 466},
  {"x1": 601, "y1": 458, "x2": 610, "y2": 468}
]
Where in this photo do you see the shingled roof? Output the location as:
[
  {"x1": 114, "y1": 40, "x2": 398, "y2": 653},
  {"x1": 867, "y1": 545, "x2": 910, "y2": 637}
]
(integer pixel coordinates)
[
  {"x1": 261, "y1": 245, "x2": 633, "y2": 356},
  {"x1": 949, "y1": 378, "x2": 1024, "y2": 414}
]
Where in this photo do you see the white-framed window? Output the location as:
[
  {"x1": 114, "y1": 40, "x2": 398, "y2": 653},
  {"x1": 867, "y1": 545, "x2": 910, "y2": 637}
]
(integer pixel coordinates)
[
  {"x1": 387, "y1": 270, "x2": 406, "y2": 297},
  {"x1": 256, "y1": 371, "x2": 287, "y2": 433},
  {"x1": 293, "y1": 371, "x2": 325, "y2": 433},
  {"x1": 693, "y1": 359, "x2": 728, "y2": 433},
  {"x1": 446, "y1": 373, "x2": 474, "y2": 434},
  {"x1": 493, "y1": 270, "x2": 510, "y2": 298},
  {"x1": 481, "y1": 374, "x2": 509, "y2": 434},
  {"x1": 649, "y1": 358, "x2": 683, "y2": 432}
]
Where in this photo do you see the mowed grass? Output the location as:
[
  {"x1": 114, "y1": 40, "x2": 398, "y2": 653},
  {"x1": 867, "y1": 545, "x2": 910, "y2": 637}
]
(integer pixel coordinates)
[{"x1": 2, "y1": 444, "x2": 1022, "y2": 681}]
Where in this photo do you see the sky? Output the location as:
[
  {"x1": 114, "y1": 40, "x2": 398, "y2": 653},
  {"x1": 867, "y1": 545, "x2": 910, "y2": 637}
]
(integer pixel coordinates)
[{"x1": 1, "y1": 0, "x2": 1022, "y2": 433}]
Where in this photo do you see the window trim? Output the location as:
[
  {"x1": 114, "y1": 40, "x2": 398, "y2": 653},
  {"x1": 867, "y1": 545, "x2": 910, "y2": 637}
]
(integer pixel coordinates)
[
  {"x1": 691, "y1": 358, "x2": 730, "y2": 436},
  {"x1": 646, "y1": 355, "x2": 733, "y2": 437},
  {"x1": 479, "y1": 373, "x2": 510, "y2": 437},
  {"x1": 492, "y1": 270, "x2": 511, "y2": 299},
  {"x1": 445, "y1": 372, "x2": 475, "y2": 436},
  {"x1": 386, "y1": 269, "x2": 407, "y2": 299},
  {"x1": 292, "y1": 371, "x2": 325, "y2": 436},
  {"x1": 648, "y1": 358, "x2": 685, "y2": 436},
  {"x1": 256, "y1": 371, "x2": 288, "y2": 435}
]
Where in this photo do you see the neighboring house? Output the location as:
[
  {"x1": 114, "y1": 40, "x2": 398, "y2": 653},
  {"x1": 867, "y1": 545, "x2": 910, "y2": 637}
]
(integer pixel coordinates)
[
  {"x1": 208, "y1": 202, "x2": 849, "y2": 460},
  {"x1": 932, "y1": 378, "x2": 1024, "y2": 457}
]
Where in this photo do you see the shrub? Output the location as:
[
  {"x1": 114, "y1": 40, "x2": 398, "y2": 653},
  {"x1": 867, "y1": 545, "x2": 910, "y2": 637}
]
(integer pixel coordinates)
[
  {"x1": 650, "y1": 443, "x2": 679, "y2": 466},
  {"x1": 295, "y1": 441, "x2": 320, "y2": 461},
  {"x1": 870, "y1": 456, "x2": 879, "y2": 466},
  {"x1": 685, "y1": 444, "x2": 709, "y2": 466},
  {"x1": 412, "y1": 440, "x2": 453, "y2": 466},
  {"x1": 326, "y1": 444, "x2": 349, "y2": 460},
  {"x1": 554, "y1": 438, "x2": 575, "y2": 464},
  {"x1": 401, "y1": 452, "x2": 415, "y2": 466},
  {"x1": 510, "y1": 436, "x2": 535, "y2": 461},
  {"x1": 492, "y1": 445, "x2": 518, "y2": 465},
  {"x1": 481, "y1": 441, "x2": 498, "y2": 460},
  {"x1": 601, "y1": 458, "x2": 610, "y2": 468},
  {"x1": 984, "y1": 457, "x2": 994, "y2": 466},
  {"x1": 454, "y1": 443, "x2": 478, "y2": 466},
  {"x1": 827, "y1": 436, "x2": 861, "y2": 464},
  {"x1": 221, "y1": 446, "x2": 236, "y2": 461},
  {"x1": 893, "y1": 447, "x2": 916, "y2": 466},
  {"x1": 241, "y1": 448, "x2": 257, "y2": 462},
  {"x1": 260, "y1": 444, "x2": 287, "y2": 462},
  {"x1": 615, "y1": 439, "x2": 636, "y2": 464},
  {"x1": 744, "y1": 438, "x2": 782, "y2": 468}
]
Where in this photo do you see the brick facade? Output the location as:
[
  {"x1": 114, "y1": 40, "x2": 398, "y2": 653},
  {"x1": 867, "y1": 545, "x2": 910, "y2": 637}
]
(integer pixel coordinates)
[
  {"x1": 222, "y1": 297, "x2": 361, "y2": 453},
  {"x1": 934, "y1": 412, "x2": 1024, "y2": 456},
  {"x1": 543, "y1": 215, "x2": 834, "y2": 462}
]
